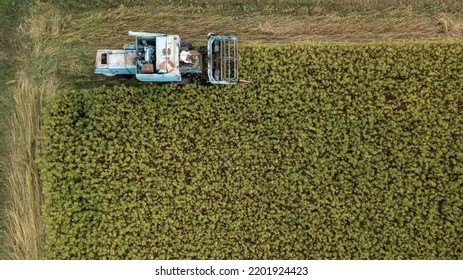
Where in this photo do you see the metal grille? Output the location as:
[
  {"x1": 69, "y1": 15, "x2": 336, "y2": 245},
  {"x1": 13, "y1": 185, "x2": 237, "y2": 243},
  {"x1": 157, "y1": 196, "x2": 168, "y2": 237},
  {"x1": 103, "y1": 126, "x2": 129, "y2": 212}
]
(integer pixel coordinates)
[{"x1": 209, "y1": 35, "x2": 238, "y2": 84}]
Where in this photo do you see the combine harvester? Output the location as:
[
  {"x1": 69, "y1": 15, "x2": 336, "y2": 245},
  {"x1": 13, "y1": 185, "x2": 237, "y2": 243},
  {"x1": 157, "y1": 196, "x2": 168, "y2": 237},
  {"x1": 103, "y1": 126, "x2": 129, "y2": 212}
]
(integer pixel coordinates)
[{"x1": 95, "y1": 31, "x2": 249, "y2": 85}]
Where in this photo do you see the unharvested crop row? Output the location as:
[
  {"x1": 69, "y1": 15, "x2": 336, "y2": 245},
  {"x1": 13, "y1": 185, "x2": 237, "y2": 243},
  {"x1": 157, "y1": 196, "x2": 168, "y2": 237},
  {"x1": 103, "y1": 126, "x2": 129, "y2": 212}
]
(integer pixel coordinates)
[{"x1": 41, "y1": 42, "x2": 463, "y2": 259}]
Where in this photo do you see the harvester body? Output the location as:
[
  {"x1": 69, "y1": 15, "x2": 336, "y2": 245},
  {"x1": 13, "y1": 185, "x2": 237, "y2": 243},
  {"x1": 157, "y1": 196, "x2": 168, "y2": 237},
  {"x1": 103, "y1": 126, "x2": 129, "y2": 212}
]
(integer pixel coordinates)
[{"x1": 95, "y1": 31, "x2": 238, "y2": 84}]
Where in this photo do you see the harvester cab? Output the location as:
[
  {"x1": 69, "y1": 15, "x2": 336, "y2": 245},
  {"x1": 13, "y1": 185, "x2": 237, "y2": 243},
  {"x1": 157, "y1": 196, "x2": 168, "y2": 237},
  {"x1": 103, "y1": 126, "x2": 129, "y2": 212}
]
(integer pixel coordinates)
[{"x1": 95, "y1": 31, "x2": 239, "y2": 84}]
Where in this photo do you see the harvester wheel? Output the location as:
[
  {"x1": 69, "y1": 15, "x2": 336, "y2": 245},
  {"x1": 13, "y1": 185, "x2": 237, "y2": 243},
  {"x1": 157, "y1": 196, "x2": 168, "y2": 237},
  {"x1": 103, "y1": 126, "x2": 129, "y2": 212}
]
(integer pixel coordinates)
[
  {"x1": 178, "y1": 76, "x2": 192, "y2": 85},
  {"x1": 119, "y1": 75, "x2": 134, "y2": 80},
  {"x1": 180, "y1": 41, "x2": 193, "y2": 50}
]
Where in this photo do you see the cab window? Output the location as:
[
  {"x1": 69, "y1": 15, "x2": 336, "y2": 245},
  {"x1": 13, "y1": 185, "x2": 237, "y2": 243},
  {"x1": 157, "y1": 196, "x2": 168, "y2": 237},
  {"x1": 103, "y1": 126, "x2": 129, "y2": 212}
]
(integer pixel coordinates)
[{"x1": 101, "y1": 53, "x2": 108, "y2": 65}]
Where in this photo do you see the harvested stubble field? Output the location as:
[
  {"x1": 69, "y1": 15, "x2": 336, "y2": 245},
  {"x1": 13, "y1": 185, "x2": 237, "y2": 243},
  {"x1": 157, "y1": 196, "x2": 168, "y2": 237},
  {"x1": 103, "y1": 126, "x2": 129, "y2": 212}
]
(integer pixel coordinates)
[{"x1": 2, "y1": 0, "x2": 463, "y2": 259}]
